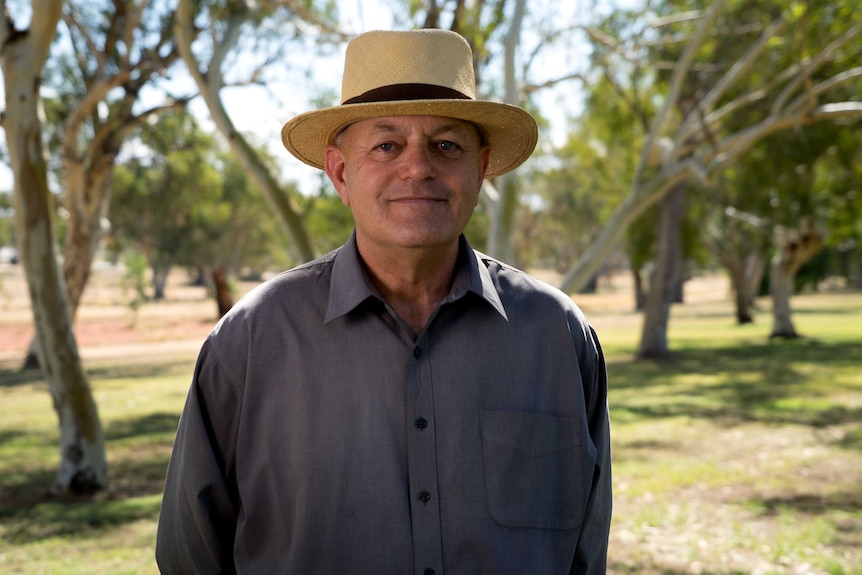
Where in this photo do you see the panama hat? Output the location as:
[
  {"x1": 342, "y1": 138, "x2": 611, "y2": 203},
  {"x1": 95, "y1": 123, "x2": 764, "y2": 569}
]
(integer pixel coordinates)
[{"x1": 281, "y1": 29, "x2": 538, "y2": 178}]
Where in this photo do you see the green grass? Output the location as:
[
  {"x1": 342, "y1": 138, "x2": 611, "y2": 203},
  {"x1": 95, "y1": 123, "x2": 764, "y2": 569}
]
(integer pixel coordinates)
[{"x1": 2, "y1": 291, "x2": 862, "y2": 574}]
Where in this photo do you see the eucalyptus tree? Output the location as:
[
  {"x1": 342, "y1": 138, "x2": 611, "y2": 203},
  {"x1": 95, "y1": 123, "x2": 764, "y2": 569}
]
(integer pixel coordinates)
[
  {"x1": 173, "y1": 0, "x2": 345, "y2": 264},
  {"x1": 558, "y1": 0, "x2": 862, "y2": 357},
  {"x1": 1, "y1": 0, "x2": 107, "y2": 493},
  {"x1": 110, "y1": 110, "x2": 222, "y2": 301},
  {"x1": 558, "y1": 0, "x2": 862, "y2": 297},
  {"x1": 110, "y1": 109, "x2": 295, "y2": 315},
  {"x1": 46, "y1": 0, "x2": 191, "y2": 319},
  {"x1": 749, "y1": 122, "x2": 861, "y2": 337}
]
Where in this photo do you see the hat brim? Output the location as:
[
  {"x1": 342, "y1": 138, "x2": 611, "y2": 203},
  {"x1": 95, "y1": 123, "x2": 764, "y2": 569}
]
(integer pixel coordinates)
[{"x1": 281, "y1": 99, "x2": 538, "y2": 179}]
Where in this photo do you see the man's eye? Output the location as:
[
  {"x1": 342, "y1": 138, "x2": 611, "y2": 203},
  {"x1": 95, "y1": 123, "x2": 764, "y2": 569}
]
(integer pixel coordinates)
[
  {"x1": 437, "y1": 141, "x2": 458, "y2": 152},
  {"x1": 376, "y1": 142, "x2": 394, "y2": 152}
]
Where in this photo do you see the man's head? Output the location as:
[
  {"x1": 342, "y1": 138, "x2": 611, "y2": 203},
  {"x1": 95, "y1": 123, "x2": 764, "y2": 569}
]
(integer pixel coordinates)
[{"x1": 281, "y1": 29, "x2": 538, "y2": 179}]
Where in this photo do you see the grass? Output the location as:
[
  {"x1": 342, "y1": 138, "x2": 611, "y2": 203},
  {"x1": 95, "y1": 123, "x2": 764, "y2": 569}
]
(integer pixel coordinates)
[{"x1": 1, "y1": 288, "x2": 861, "y2": 574}]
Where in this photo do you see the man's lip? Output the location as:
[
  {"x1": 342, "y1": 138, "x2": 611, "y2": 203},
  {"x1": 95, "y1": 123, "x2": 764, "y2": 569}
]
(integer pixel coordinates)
[{"x1": 388, "y1": 197, "x2": 446, "y2": 202}]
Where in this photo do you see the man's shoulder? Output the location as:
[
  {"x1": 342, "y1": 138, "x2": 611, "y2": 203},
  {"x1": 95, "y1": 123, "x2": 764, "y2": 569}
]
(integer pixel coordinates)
[
  {"x1": 215, "y1": 248, "x2": 340, "y2": 328},
  {"x1": 474, "y1": 251, "x2": 576, "y2": 309}
]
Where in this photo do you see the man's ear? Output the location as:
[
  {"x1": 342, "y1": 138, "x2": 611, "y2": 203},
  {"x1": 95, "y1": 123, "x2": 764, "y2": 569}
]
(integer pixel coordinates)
[{"x1": 324, "y1": 145, "x2": 350, "y2": 207}]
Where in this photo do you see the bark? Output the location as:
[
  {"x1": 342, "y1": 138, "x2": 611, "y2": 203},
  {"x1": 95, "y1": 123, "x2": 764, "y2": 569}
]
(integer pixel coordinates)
[
  {"x1": 744, "y1": 251, "x2": 765, "y2": 307},
  {"x1": 637, "y1": 183, "x2": 685, "y2": 359},
  {"x1": 632, "y1": 266, "x2": 646, "y2": 311},
  {"x1": 1, "y1": 0, "x2": 108, "y2": 493},
  {"x1": 727, "y1": 259, "x2": 754, "y2": 324},
  {"x1": 152, "y1": 264, "x2": 170, "y2": 301},
  {"x1": 769, "y1": 227, "x2": 823, "y2": 338},
  {"x1": 212, "y1": 266, "x2": 234, "y2": 318},
  {"x1": 482, "y1": 0, "x2": 526, "y2": 262}
]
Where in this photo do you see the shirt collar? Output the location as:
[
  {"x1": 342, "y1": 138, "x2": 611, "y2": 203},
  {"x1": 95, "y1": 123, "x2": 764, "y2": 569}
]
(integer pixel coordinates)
[{"x1": 324, "y1": 233, "x2": 508, "y2": 324}]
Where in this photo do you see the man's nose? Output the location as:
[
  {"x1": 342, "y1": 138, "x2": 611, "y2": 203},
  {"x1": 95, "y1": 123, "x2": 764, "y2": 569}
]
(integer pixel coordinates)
[{"x1": 398, "y1": 141, "x2": 435, "y2": 180}]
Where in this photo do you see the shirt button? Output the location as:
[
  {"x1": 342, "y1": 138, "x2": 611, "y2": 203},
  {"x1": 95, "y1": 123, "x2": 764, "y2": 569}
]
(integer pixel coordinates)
[
  {"x1": 424, "y1": 569, "x2": 436, "y2": 575},
  {"x1": 415, "y1": 417, "x2": 428, "y2": 429},
  {"x1": 419, "y1": 490, "x2": 431, "y2": 503},
  {"x1": 413, "y1": 346, "x2": 422, "y2": 358}
]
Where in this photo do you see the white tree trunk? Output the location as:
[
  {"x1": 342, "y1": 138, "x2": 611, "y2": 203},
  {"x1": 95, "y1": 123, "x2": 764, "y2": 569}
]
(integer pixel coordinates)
[
  {"x1": 483, "y1": 0, "x2": 526, "y2": 261},
  {"x1": 1, "y1": 0, "x2": 108, "y2": 493},
  {"x1": 769, "y1": 228, "x2": 823, "y2": 338},
  {"x1": 637, "y1": 183, "x2": 685, "y2": 359}
]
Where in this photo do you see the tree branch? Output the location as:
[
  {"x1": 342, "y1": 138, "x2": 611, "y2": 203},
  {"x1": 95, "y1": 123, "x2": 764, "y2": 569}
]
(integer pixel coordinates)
[
  {"x1": 771, "y1": 21, "x2": 862, "y2": 115},
  {"x1": 675, "y1": 16, "x2": 786, "y2": 149},
  {"x1": 633, "y1": 0, "x2": 726, "y2": 185}
]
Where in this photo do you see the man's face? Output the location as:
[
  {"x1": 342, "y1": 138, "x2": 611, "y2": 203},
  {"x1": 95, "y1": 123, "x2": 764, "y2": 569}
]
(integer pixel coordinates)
[{"x1": 324, "y1": 115, "x2": 490, "y2": 255}]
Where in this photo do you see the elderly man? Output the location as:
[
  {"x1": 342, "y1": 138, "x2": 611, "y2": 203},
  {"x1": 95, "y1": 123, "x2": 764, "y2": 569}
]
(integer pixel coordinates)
[{"x1": 156, "y1": 29, "x2": 612, "y2": 575}]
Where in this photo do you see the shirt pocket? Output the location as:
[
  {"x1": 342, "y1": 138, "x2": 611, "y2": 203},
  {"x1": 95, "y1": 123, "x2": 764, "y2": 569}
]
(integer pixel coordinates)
[{"x1": 480, "y1": 409, "x2": 586, "y2": 530}]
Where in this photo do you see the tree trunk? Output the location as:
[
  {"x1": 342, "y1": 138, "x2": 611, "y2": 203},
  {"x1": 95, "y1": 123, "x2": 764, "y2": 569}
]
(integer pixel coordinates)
[
  {"x1": 486, "y1": 172, "x2": 518, "y2": 262},
  {"x1": 212, "y1": 266, "x2": 234, "y2": 318},
  {"x1": 482, "y1": 0, "x2": 526, "y2": 262},
  {"x1": 62, "y1": 165, "x2": 114, "y2": 316},
  {"x1": 727, "y1": 258, "x2": 754, "y2": 324},
  {"x1": 632, "y1": 266, "x2": 646, "y2": 311},
  {"x1": 744, "y1": 250, "x2": 765, "y2": 307},
  {"x1": 637, "y1": 183, "x2": 685, "y2": 359},
  {"x1": 769, "y1": 227, "x2": 823, "y2": 338},
  {"x1": 1, "y1": 3, "x2": 108, "y2": 493},
  {"x1": 152, "y1": 264, "x2": 171, "y2": 301}
]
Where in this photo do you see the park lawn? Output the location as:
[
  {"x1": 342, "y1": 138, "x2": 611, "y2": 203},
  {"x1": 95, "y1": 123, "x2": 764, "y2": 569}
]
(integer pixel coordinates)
[{"x1": 1, "y1": 290, "x2": 861, "y2": 574}]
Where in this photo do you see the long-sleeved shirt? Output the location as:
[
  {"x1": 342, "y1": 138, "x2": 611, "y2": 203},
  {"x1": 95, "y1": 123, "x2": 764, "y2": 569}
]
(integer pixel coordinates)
[{"x1": 156, "y1": 233, "x2": 612, "y2": 575}]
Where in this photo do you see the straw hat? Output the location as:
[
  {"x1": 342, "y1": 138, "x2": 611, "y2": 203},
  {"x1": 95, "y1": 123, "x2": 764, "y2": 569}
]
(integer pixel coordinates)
[{"x1": 281, "y1": 29, "x2": 538, "y2": 178}]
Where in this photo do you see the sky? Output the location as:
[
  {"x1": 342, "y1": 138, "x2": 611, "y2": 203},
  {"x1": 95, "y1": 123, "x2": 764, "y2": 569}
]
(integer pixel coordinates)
[{"x1": 0, "y1": 0, "x2": 592, "y2": 196}]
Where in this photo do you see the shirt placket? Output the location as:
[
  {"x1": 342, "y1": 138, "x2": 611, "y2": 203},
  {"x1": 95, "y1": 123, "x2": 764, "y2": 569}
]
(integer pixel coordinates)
[{"x1": 407, "y1": 334, "x2": 444, "y2": 575}]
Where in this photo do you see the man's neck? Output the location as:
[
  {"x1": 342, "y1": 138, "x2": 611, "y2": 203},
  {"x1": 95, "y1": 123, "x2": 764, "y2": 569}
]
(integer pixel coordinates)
[{"x1": 356, "y1": 237, "x2": 460, "y2": 335}]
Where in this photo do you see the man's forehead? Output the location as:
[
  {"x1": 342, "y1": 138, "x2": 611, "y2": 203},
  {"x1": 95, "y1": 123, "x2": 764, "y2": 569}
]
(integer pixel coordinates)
[
  {"x1": 336, "y1": 115, "x2": 485, "y2": 144},
  {"x1": 343, "y1": 115, "x2": 478, "y2": 135}
]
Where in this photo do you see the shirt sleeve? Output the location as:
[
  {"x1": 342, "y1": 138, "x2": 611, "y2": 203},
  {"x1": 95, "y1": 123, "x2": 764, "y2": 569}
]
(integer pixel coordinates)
[
  {"x1": 156, "y1": 338, "x2": 242, "y2": 575},
  {"x1": 570, "y1": 326, "x2": 613, "y2": 574}
]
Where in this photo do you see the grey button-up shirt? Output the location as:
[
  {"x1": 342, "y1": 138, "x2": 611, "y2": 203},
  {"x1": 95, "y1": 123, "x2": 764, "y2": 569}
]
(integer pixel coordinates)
[{"x1": 156, "y1": 234, "x2": 612, "y2": 574}]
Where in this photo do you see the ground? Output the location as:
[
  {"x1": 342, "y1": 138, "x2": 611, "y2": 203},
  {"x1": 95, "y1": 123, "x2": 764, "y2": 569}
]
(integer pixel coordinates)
[
  {"x1": 2, "y1": 261, "x2": 860, "y2": 574},
  {"x1": 0, "y1": 262, "x2": 219, "y2": 367}
]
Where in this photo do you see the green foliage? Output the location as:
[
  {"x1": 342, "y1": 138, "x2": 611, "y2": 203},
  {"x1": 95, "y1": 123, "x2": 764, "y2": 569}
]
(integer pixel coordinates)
[
  {"x1": 109, "y1": 109, "x2": 294, "y2": 283},
  {"x1": 121, "y1": 250, "x2": 149, "y2": 326},
  {"x1": 525, "y1": 76, "x2": 645, "y2": 272}
]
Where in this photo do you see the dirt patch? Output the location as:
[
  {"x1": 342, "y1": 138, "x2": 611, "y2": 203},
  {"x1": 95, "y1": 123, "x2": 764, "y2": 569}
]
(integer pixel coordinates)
[{"x1": 0, "y1": 263, "x2": 221, "y2": 367}]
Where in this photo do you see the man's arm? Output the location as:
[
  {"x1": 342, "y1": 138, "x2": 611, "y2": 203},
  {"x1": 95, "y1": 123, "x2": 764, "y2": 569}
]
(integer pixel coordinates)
[
  {"x1": 571, "y1": 326, "x2": 612, "y2": 574},
  {"x1": 156, "y1": 341, "x2": 242, "y2": 574}
]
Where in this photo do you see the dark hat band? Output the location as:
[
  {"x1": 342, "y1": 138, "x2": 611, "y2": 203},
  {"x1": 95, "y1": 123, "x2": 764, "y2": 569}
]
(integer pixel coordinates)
[{"x1": 343, "y1": 83, "x2": 472, "y2": 105}]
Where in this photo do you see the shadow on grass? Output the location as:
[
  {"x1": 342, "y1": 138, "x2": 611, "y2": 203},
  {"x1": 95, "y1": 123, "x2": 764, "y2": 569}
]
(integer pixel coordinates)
[
  {"x1": 0, "y1": 412, "x2": 178, "y2": 544},
  {"x1": 755, "y1": 490, "x2": 862, "y2": 516},
  {"x1": 1, "y1": 358, "x2": 192, "y2": 388},
  {"x1": 0, "y1": 367, "x2": 47, "y2": 388},
  {"x1": 105, "y1": 412, "x2": 179, "y2": 441},
  {"x1": 609, "y1": 561, "x2": 750, "y2": 575},
  {"x1": 609, "y1": 338, "x2": 862, "y2": 436}
]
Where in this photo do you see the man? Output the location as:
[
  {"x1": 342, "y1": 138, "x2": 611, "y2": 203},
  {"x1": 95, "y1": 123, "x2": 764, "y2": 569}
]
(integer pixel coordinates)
[{"x1": 156, "y1": 29, "x2": 611, "y2": 574}]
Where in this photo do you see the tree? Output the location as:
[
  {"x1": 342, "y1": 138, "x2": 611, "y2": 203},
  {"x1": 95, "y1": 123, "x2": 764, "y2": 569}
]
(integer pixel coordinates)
[
  {"x1": 110, "y1": 109, "x2": 295, "y2": 315},
  {"x1": 11, "y1": 0, "x2": 194, "y2": 369},
  {"x1": 558, "y1": 0, "x2": 862, "y2": 297},
  {"x1": 1, "y1": 0, "x2": 108, "y2": 493},
  {"x1": 51, "y1": 0, "x2": 189, "y2": 316},
  {"x1": 174, "y1": 0, "x2": 333, "y2": 264},
  {"x1": 110, "y1": 110, "x2": 222, "y2": 300}
]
